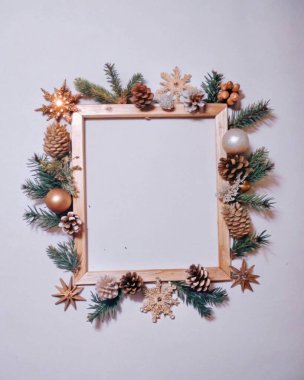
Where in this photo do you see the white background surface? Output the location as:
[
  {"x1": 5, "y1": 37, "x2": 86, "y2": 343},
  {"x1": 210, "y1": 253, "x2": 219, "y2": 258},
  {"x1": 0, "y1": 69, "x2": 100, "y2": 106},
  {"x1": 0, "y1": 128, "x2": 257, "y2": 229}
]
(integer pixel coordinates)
[{"x1": 1, "y1": 1, "x2": 304, "y2": 379}]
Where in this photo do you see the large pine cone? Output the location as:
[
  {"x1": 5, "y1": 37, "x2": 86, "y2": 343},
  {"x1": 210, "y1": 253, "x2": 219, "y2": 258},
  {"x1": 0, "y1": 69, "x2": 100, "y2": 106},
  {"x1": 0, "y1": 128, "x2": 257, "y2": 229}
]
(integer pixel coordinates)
[
  {"x1": 43, "y1": 122, "x2": 71, "y2": 159},
  {"x1": 222, "y1": 202, "x2": 251, "y2": 239},
  {"x1": 218, "y1": 154, "x2": 252, "y2": 182},
  {"x1": 58, "y1": 212, "x2": 82, "y2": 235},
  {"x1": 96, "y1": 275, "x2": 119, "y2": 300},
  {"x1": 186, "y1": 264, "x2": 211, "y2": 292},
  {"x1": 119, "y1": 272, "x2": 144, "y2": 295},
  {"x1": 130, "y1": 83, "x2": 154, "y2": 109}
]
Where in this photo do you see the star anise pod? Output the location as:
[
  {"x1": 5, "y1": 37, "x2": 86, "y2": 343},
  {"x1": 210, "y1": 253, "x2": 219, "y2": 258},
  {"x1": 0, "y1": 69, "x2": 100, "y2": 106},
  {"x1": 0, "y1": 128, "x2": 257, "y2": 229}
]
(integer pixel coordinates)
[
  {"x1": 52, "y1": 277, "x2": 86, "y2": 311},
  {"x1": 230, "y1": 259, "x2": 260, "y2": 292}
]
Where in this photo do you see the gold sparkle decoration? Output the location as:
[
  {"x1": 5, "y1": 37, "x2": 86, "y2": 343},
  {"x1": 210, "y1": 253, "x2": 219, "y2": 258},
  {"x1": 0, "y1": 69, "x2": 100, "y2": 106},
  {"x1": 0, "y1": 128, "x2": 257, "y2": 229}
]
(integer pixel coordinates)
[
  {"x1": 230, "y1": 259, "x2": 260, "y2": 292},
  {"x1": 52, "y1": 277, "x2": 86, "y2": 311},
  {"x1": 140, "y1": 278, "x2": 179, "y2": 323},
  {"x1": 156, "y1": 66, "x2": 195, "y2": 102},
  {"x1": 36, "y1": 80, "x2": 81, "y2": 123}
]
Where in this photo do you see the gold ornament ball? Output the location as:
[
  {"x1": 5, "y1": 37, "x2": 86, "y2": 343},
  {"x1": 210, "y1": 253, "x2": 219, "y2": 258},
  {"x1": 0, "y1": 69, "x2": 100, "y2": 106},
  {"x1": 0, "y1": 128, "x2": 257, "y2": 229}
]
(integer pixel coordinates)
[
  {"x1": 239, "y1": 181, "x2": 251, "y2": 193},
  {"x1": 45, "y1": 188, "x2": 72, "y2": 213}
]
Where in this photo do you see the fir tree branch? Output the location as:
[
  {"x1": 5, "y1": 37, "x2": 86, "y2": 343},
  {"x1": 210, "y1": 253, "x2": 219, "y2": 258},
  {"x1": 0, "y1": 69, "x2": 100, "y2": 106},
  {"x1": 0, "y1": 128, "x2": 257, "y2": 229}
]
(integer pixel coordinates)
[
  {"x1": 126, "y1": 73, "x2": 145, "y2": 94},
  {"x1": 236, "y1": 192, "x2": 275, "y2": 211},
  {"x1": 247, "y1": 147, "x2": 274, "y2": 183},
  {"x1": 231, "y1": 230, "x2": 270, "y2": 258},
  {"x1": 228, "y1": 100, "x2": 272, "y2": 129},
  {"x1": 23, "y1": 206, "x2": 61, "y2": 230},
  {"x1": 173, "y1": 281, "x2": 228, "y2": 318},
  {"x1": 201, "y1": 70, "x2": 224, "y2": 103},
  {"x1": 74, "y1": 78, "x2": 115, "y2": 103},
  {"x1": 87, "y1": 290, "x2": 123, "y2": 323},
  {"x1": 104, "y1": 62, "x2": 123, "y2": 97},
  {"x1": 46, "y1": 240, "x2": 79, "y2": 273}
]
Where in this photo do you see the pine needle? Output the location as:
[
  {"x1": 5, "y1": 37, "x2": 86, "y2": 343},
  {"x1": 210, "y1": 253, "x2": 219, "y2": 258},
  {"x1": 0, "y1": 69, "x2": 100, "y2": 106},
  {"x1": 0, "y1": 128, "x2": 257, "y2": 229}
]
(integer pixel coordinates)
[
  {"x1": 201, "y1": 70, "x2": 224, "y2": 103},
  {"x1": 46, "y1": 240, "x2": 79, "y2": 273},
  {"x1": 232, "y1": 230, "x2": 270, "y2": 258},
  {"x1": 104, "y1": 62, "x2": 123, "y2": 97},
  {"x1": 173, "y1": 281, "x2": 228, "y2": 318},
  {"x1": 87, "y1": 290, "x2": 123, "y2": 323},
  {"x1": 236, "y1": 193, "x2": 275, "y2": 211},
  {"x1": 74, "y1": 78, "x2": 115, "y2": 103},
  {"x1": 247, "y1": 147, "x2": 274, "y2": 183},
  {"x1": 228, "y1": 100, "x2": 272, "y2": 129},
  {"x1": 23, "y1": 206, "x2": 61, "y2": 230}
]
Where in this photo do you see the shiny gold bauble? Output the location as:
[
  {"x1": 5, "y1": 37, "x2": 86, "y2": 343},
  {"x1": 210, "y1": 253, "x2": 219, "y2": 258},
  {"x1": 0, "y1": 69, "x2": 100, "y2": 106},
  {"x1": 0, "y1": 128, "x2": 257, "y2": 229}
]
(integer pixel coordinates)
[
  {"x1": 239, "y1": 181, "x2": 251, "y2": 193},
  {"x1": 44, "y1": 188, "x2": 72, "y2": 213}
]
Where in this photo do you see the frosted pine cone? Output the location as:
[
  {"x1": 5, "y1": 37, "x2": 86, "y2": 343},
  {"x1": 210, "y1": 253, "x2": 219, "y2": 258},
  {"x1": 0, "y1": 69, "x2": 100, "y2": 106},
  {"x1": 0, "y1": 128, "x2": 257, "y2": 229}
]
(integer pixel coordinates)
[
  {"x1": 59, "y1": 212, "x2": 82, "y2": 235},
  {"x1": 186, "y1": 264, "x2": 211, "y2": 292},
  {"x1": 180, "y1": 89, "x2": 205, "y2": 112},
  {"x1": 96, "y1": 275, "x2": 119, "y2": 300},
  {"x1": 158, "y1": 93, "x2": 175, "y2": 110}
]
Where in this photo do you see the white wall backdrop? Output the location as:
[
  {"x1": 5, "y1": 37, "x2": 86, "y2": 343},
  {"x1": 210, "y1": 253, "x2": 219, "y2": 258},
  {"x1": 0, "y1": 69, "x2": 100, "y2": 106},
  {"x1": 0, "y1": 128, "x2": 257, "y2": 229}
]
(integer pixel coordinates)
[{"x1": 1, "y1": 1, "x2": 304, "y2": 379}]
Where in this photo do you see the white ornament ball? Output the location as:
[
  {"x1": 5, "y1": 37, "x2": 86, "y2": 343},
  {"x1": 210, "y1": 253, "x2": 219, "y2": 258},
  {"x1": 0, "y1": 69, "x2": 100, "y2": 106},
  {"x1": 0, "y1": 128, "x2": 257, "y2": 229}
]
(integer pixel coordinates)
[{"x1": 222, "y1": 129, "x2": 250, "y2": 154}]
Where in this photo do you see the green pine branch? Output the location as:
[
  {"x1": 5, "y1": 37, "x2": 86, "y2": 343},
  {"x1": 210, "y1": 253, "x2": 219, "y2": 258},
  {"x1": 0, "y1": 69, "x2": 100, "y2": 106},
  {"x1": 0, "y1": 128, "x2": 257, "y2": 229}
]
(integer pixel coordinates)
[
  {"x1": 236, "y1": 192, "x2": 275, "y2": 211},
  {"x1": 231, "y1": 230, "x2": 270, "y2": 258},
  {"x1": 22, "y1": 154, "x2": 78, "y2": 199},
  {"x1": 228, "y1": 100, "x2": 272, "y2": 129},
  {"x1": 46, "y1": 240, "x2": 79, "y2": 273},
  {"x1": 74, "y1": 63, "x2": 145, "y2": 104},
  {"x1": 104, "y1": 62, "x2": 123, "y2": 97},
  {"x1": 247, "y1": 147, "x2": 274, "y2": 183},
  {"x1": 23, "y1": 206, "x2": 61, "y2": 230},
  {"x1": 201, "y1": 70, "x2": 224, "y2": 103},
  {"x1": 173, "y1": 281, "x2": 228, "y2": 318},
  {"x1": 87, "y1": 290, "x2": 123, "y2": 323}
]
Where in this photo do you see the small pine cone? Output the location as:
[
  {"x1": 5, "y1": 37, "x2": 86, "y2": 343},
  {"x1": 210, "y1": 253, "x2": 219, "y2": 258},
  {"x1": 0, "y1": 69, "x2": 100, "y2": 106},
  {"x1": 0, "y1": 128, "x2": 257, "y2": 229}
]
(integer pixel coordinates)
[
  {"x1": 96, "y1": 275, "x2": 119, "y2": 300},
  {"x1": 130, "y1": 83, "x2": 154, "y2": 109},
  {"x1": 218, "y1": 155, "x2": 252, "y2": 183},
  {"x1": 119, "y1": 272, "x2": 144, "y2": 295},
  {"x1": 222, "y1": 202, "x2": 251, "y2": 239},
  {"x1": 43, "y1": 122, "x2": 71, "y2": 159},
  {"x1": 185, "y1": 264, "x2": 211, "y2": 292},
  {"x1": 59, "y1": 212, "x2": 82, "y2": 235},
  {"x1": 181, "y1": 89, "x2": 205, "y2": 112}
]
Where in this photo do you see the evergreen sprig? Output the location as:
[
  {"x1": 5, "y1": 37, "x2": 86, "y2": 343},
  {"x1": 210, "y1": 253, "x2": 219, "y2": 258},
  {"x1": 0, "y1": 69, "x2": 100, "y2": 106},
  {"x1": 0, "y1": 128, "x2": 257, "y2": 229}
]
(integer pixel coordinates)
[
  {"x1": 232, "y1": 230, "x2": 270, "y2": 258},
  {"x1": 173, "y1": 281, "x2": 228, "y2": 318},
  {"x1": 236, "y1": 192, "x2": 275, "y2": 211},
  {"x1": 87, "y1": 290, "x2": 123, "y2": 323},
  {"x1": 23, "y1": 206, "x2": 61, "y2": 230},
  {"x1": 201, "y1": 70, "x2": 224, "y2": 103},
  {"x1": 247, "y1": 147, "x2": 274, "y2": 183},
  {"x1": 46, "y1": 240, "x2": 79, "y2": 273},
  {"x1": 228, "y1": 100, "x2": 271, "y2": 129},
  {"x1": 74, "y1": 63, "x2": 144, "y2": 104},
  {"x1": 21, "y1": 154, "x2": 77, "y2": 199}
]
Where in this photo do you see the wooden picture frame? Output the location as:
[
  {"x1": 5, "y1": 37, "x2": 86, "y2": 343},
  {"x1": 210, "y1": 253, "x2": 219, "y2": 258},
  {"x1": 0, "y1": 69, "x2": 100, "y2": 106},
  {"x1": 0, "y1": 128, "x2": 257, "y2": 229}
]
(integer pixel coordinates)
[{"x1": 72, "y1": 103, "x2": 230, "y2": 285}]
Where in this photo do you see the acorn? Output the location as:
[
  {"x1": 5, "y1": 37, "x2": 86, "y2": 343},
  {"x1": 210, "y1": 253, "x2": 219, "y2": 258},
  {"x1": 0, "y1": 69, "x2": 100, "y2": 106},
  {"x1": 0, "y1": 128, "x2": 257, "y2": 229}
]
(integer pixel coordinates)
[
  {"x1": 232, "y1": 83, "x2": 240, "y2": 92},
  {"x1": 239, "y1": 181, "x2": 251, "y2": 193},
  {"x1": 226, "y1": 81, "x2": 233, "y2": 90}
]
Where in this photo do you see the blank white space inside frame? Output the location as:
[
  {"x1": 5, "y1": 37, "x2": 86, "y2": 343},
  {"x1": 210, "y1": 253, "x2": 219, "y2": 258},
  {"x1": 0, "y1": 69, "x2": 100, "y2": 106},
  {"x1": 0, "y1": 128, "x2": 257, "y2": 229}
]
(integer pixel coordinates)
[{"x1": 85, "y1": 118, "x2": 218, "y2": 271}]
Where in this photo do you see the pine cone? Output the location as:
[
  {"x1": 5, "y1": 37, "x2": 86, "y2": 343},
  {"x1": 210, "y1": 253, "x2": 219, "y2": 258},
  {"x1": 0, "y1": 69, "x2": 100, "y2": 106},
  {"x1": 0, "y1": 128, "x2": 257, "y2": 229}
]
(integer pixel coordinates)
[
  {"x1": 96, "y1": 275, "x2": 119, "y2": 300},
  {"x1": 180, "y1": 89, "x2": 205, "y2": 112},
  {"x1": 43, "y1": 122, "x2": 71, "y2": 159},
  {"x1": 218, "y1": 155, "x2": 252, "y2": 182},
  {"x1": 222, "y1": 202, "x2": 251, "y2": 239},
  {"x1": 158, "y1": 93, "x2": 175, "y2": 110},
  {"x1": 59, "y1": 212, "x2": 82, "y2": 235},
  {"x1": 130, "y1": 83, "x2": 154, "y2": 109},
  {"x1": 185, "y1": 264, "x2": 211, "y2": 292},
  {"x1": 119, "y1": 272, "x2": 144, "y2": 295}
]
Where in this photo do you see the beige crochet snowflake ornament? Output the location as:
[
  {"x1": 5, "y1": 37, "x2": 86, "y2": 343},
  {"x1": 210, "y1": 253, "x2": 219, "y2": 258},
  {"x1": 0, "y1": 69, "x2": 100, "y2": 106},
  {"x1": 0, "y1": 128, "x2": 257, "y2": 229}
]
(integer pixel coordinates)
[
  {"x1": 156, "y1": 66, "x2": 195, "y2": 102},
  {"x1": 140, "y1": 278, "x2": 179, "y2": 323}
]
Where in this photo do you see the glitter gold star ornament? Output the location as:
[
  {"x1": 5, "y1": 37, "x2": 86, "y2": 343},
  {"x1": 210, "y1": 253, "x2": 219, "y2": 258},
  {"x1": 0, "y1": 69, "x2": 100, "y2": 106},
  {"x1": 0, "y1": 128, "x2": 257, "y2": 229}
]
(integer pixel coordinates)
[
  {"x1": 230, "y1": 259, "x2": 260, "y2": 292},
  {"x1": 52, "y1": 277, "x2": 86, "y2": 311},
  {"x1": 36, "y1": 80, "x2": 81, "y2": 123},
  {"x1": 141, "y1": 278, "x2": 179, "y2": 323},
  {"x1": 156, "y1": 66, "x2": 195, "y2": 102}
]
